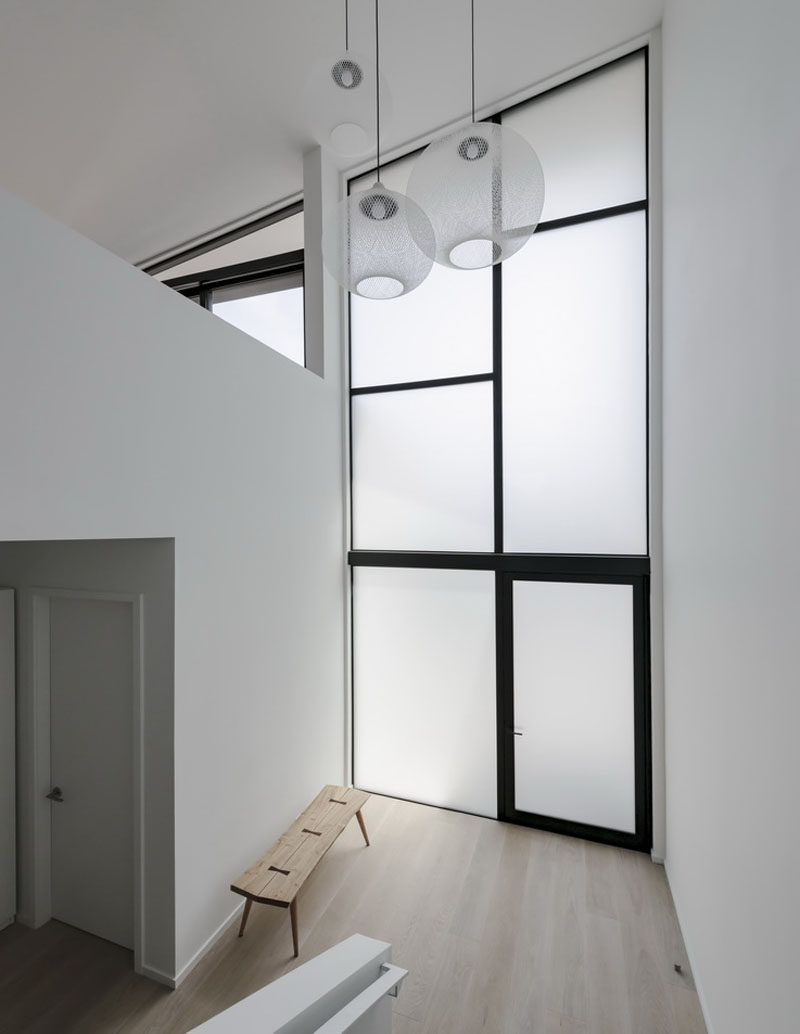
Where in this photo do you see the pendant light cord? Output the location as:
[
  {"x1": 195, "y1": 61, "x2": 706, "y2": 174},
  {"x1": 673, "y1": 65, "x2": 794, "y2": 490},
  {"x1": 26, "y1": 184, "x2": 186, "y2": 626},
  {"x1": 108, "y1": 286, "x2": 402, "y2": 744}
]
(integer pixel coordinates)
[
  {"x1": 375, "y1": 0, "x2": 381, "y2": 181},
  {"x1": 345, "y1": 0, "x2": 349, "y2": 51},
  {"x1": 471, "y1": 0, "x2": 476, "y2": 122}
]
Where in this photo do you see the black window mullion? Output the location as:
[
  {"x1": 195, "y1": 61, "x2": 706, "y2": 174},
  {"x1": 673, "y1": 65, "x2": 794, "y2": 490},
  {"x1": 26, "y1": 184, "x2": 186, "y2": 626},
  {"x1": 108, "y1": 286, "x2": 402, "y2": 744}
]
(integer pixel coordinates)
[
  {"x1": 350, "y1": 372, "x2": 492, "y2": 396},
  {"x1": 533, "y1": 198, "x2": 647, "y2": 235},
  {"x1": 348, "y1": 290, "x2": 354, "y2": 552},
  {"x1": 493, "y1": 260, "x2": 503, "y2": 554},
  {"x1": 495, "y1": 570, "x2": 511, "y2": 819},
  {"x1": 644, "y1": 46, "x2": 651, "y2": 556},
  {"x1": 633, "y1": 575, "x2": 653, "y2": 847},
  {"x1": 348, "y1": 551, "x2": 650, "y2": 577}
]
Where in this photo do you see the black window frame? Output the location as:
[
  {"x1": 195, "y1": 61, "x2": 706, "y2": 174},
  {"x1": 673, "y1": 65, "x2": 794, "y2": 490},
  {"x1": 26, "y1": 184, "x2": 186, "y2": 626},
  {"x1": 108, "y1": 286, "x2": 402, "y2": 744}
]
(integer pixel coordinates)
[
  {"x1": 156, "y1": 201, "x2": 307, "y2": 369},
  {"x1": 347, "y1": 47, "x2": 653, "y2": 852},
  {"x1": 164, "y1": 250, "x2": 306, "y2": 369}
]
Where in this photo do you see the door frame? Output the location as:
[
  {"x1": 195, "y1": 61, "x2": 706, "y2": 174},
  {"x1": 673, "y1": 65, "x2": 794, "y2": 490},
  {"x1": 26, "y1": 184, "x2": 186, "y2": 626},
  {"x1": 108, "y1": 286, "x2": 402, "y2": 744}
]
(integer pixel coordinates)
[
  {"x1": 0, "y1": 589, "x2": 15, "y2": 931},
  {"x1": 26, "y1": 587, "x2": 144, "y2": 970},
  {"x1": 496, "y1": 570, "x2": 652, "y2": 852}
]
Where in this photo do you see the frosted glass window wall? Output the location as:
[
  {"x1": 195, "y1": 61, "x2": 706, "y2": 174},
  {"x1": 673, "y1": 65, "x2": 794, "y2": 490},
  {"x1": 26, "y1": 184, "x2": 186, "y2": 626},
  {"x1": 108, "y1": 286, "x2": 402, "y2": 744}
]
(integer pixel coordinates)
[{"x1": 348, "y1": 50, "x2": 649, "y2": 838}]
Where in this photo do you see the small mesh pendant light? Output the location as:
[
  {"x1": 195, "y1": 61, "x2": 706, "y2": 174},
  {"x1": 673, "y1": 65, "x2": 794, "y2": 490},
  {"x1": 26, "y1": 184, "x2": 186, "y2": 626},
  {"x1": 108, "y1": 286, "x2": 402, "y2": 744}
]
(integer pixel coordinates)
[
  {"x1": 407, "y1": 0, "x2": 544, "y2": 270},
  {"x1": 322, "y1": 0, "x2": 435, "y2": 298},
  {"x1": 305, "y1": 0, "x2": 382, "y2": 157},
  {"x1": 330, "y1": 2, "x2": 365, "y2": 97}
]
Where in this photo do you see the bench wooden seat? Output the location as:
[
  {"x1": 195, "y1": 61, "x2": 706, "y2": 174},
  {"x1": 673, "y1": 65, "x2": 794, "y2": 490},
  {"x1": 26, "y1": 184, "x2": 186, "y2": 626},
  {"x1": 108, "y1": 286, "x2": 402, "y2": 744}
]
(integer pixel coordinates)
[{"x1": 230, "y1": 784, "x2": 370, "y2": 956}]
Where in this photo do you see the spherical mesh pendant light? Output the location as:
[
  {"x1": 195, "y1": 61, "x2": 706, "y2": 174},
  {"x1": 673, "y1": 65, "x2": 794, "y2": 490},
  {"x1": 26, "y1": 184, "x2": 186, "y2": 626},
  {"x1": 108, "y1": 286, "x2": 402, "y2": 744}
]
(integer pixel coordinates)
[
  {"x1": 320, "y1": 0, "x2": 435, "y2": 299},
  {"x1": 322, "y1": 182, "x2": 435, "y2": 299},
  {"x1": 303, "y1": 2, "x2": 393, "y2": 157},
  {"x1": 304, "y1": 47, "x2": 388, "y2": 157},
  {"x1": 407, "y1": 121, "x2": 544, "y2": 270}
]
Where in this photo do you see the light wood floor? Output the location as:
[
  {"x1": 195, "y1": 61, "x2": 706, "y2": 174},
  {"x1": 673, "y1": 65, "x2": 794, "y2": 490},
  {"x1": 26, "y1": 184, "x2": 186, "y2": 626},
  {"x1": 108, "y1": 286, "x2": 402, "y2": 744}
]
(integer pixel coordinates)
[{"x1": 0, "y1": 794, "x2": 706, "y2": 1034}]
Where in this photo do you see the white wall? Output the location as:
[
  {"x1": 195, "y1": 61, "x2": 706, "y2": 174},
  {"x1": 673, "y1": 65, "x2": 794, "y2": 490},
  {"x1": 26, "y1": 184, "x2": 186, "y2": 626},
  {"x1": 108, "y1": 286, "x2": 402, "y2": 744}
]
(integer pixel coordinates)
[
  {"x1": 662, "y1": 2, "x2": 800, "y2": 1031},
  {"x1": 0, "y1": 168, "x2": 345, "y2": 980}
]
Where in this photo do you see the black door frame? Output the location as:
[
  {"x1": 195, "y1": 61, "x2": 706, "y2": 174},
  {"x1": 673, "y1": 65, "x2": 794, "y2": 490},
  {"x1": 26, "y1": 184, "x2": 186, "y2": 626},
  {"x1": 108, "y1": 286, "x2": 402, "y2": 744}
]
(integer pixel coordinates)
[{"x1": 496, "y1": 567, "x2": 652, "y2": 852}]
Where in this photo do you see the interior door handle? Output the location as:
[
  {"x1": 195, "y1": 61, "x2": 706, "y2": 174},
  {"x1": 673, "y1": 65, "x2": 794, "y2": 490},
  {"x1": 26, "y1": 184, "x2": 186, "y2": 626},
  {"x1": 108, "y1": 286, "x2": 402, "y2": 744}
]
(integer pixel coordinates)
[
  {"x1": 46, "y1": 786, "x2": 64, "y2": 803},
  {"x1": 513, "y1": 729, "x2": 524, "y2": 736}
]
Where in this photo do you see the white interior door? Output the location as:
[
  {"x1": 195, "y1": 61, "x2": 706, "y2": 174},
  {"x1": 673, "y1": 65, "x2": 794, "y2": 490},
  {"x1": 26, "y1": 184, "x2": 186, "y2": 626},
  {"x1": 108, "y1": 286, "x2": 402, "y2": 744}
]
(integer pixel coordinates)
[{"x1": 49, "y1": 596, "x2": 133, "y2": 949}]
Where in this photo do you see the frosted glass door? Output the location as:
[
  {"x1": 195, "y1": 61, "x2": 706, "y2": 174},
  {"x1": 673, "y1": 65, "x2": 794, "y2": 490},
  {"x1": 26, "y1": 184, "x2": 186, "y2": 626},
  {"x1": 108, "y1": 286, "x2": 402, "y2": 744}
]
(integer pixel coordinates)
[{"x1": 512, "y1": 580, "x2": 636, "y2": 833}]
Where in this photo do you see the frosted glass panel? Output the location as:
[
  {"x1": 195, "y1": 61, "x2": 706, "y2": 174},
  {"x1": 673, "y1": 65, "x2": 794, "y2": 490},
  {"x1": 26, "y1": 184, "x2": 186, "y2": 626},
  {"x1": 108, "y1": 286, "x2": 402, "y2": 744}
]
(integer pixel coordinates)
[
  {"x1": 212, "y1": 274, "x2": 304, "y2": 365},
  {"x1": 351, "y1": 263, "x2": 492, "y2": 386},
  {"x1": 504, "y1": 53, "x2": 645, "y2": 222},
  {"x1": 513, "y1": 580, "x2": 635, "y2": 832},
  {"x1": 352, "y1": 382, "x2": 494, "y2": 551},
  {"x1": 503, "y1": 212, "x2": 647, "y2": 554},
  {"x1": 354, "y1": 567, "x2": 496, "y2": 817}
]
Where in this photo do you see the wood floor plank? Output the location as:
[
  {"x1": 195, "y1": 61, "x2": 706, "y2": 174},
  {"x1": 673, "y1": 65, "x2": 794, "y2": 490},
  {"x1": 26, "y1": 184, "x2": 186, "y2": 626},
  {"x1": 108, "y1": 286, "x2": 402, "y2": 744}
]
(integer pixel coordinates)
[
  {"x1": 669, "y1": 984, "x2": 708, "y2": 1034},
  {"x1": 622, "y1": 928, "x2": 677, "y2": 1034},
  {"x1": 0, "y1": 795, "x2": 706, "y2": 1034},
  {"x1": 546, "y1": 1011, "x2": 588, "y2": 1033},
  {"x1": 391, "y1": 811, "x2": 478, "y2": 1024},
  {"x1": 612, "y1": 845, "x2": 649, "y2": 921},
  {"x1": 503, "y1": 828, "x2": 556, "y2": 1033},
  {"x1": 584, "y1": 913, "x2": 632, "y2": 1034},
  {"x1": 455, "y1": 823, "x2": 534, "y2": 1032},
  {"x1": 392, "y1": 1013, "x2": 422, "y2": 1034},
  {"x1": 637, "y1": 860, "x2": 697, "y2": 991},
  {"x1": 584, "y1": 840, "x2": 619, "y2": 920},
  {"x1": 448, "y1": 816, "x2": 507, "y2": 943},
  {"x1": 416, "y1": 932, "x2": 480, "y2": 1034},
  {"x1": 546, "y1": 835, "x2": 588, "y2": 1024}
]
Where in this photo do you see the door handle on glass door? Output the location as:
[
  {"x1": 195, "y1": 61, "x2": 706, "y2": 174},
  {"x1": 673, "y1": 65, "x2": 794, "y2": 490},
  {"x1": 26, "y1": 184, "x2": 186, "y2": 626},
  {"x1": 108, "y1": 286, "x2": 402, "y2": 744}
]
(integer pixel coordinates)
[{"x1": 46, "y1": 786, "x2": 64, "y2": 802}]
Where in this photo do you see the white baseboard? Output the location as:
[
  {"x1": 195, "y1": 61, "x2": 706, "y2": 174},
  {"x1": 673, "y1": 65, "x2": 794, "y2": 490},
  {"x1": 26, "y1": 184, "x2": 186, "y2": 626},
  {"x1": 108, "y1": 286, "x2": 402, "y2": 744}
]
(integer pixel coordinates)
[
  {"x1": 173, "y1": 901, "x2": 245, "y2": 988},
  {"x1": 12, "y1": 904, "x2": 244, "y2": 990},
  {"x1": 137, "y1": 963, "x2": 177, "y2": 989},
  {"x1": 651, "y1": 852, "x2": 665, "y2": 864}
]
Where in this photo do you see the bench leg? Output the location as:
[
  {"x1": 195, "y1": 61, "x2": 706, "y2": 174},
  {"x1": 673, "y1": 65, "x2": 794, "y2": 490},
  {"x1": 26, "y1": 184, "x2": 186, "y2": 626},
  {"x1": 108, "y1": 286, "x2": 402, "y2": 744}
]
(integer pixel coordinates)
[
  {"x1": 238, "y1": 898, "x2": 253, "y2": 938},
  {"x1": 356, "y1": 807, "x2": 370, "y2": 846},
  {"x1": 289, "y1": 898, "x2": 299, "y2": 957}
]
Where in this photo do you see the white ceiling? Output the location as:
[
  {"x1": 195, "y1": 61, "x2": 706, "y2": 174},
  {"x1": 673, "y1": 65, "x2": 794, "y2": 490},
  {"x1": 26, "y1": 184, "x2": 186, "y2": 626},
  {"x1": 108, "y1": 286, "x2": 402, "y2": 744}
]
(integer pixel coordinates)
[{"x1": 0, "y1": 0, "x2": 662, "y2": 266}]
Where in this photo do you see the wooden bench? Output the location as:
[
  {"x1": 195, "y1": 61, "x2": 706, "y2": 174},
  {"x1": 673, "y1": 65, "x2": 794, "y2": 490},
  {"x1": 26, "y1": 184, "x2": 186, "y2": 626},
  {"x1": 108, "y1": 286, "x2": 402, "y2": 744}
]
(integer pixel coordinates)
[{"x1": 230, "y1": 785, "x2": 370, "y2": 956}]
